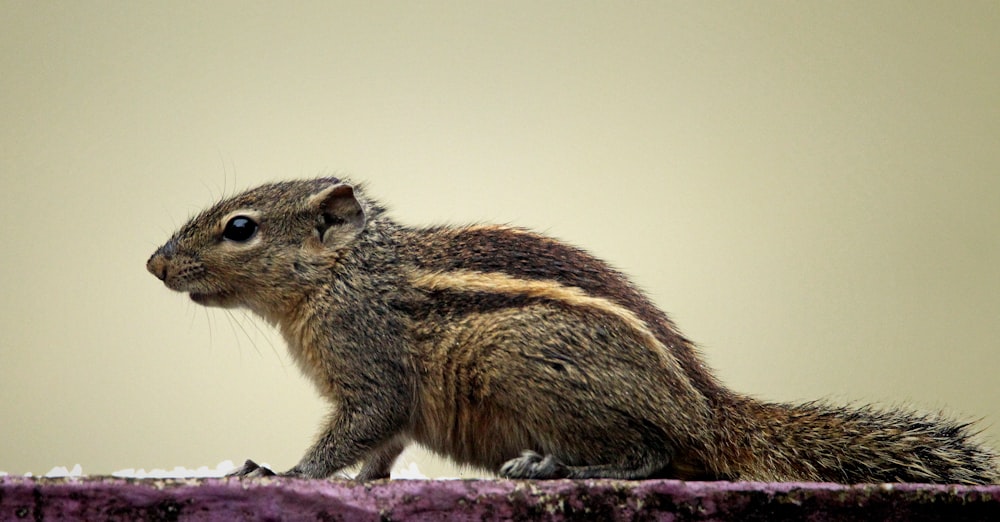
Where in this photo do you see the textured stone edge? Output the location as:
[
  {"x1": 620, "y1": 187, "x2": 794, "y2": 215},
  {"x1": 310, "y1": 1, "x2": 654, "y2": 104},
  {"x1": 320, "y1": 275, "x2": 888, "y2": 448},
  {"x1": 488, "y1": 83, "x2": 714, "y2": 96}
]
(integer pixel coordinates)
[{"x1": 1, "y1": 476, "x2": 998, "y2": 521}]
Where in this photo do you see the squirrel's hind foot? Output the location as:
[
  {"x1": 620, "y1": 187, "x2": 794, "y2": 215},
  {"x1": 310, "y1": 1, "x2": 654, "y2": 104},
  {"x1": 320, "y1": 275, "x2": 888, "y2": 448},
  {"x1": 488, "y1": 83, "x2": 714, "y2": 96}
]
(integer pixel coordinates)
[
  {"x1": 499, "y1": 449, "x2": 676, "y2": 480},
  {"x1": 499, "y1": 451, "x2": 569, "y2": 479}
]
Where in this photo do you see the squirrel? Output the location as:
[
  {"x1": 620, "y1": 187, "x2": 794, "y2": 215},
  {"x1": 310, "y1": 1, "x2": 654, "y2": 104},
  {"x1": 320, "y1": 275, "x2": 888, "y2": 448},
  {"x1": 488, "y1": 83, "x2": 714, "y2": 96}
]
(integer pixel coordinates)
[{"x1": 147, "y1": 177, "x2": 999, "y2": 484}]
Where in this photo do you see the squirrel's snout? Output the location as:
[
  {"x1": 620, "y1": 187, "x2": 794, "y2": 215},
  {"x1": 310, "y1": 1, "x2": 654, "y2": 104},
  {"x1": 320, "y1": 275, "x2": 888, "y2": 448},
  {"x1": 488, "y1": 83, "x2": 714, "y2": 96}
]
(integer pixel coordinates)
[
  {"x1": 147, "y1": 253, "x2": 168, "y2": 281},
  {"x1": 147, "y1": 240, "x2": 177, "y2": 282}
]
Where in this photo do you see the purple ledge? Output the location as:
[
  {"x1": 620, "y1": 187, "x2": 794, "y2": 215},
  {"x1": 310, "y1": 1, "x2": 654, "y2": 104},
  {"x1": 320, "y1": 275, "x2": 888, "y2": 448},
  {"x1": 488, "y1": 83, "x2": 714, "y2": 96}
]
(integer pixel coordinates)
[{"x1": 2, "y1": 476, "x2": 998, "y2": 521}]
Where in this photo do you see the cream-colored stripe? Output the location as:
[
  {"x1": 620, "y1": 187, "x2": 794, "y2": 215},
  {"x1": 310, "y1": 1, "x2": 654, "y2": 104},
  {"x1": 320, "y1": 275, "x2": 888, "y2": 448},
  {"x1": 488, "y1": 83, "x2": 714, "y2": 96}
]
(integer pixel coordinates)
[{"x1": 408, "y1": 268, "x2": 696, "y2": 394}]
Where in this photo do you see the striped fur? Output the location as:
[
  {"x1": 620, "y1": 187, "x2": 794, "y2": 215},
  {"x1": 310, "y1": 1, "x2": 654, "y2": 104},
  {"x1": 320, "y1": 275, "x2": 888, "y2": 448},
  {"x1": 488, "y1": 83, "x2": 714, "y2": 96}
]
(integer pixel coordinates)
[{"x1": 406, "y1": 268, "x2": 696, "y2": 397}]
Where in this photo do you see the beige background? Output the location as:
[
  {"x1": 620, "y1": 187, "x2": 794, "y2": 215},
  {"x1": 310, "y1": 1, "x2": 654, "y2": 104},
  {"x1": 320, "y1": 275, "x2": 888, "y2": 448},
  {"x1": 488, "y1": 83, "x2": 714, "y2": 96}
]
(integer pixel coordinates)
[{"x1": 2, "y1": 2, "x2": 998, "y2": 477}]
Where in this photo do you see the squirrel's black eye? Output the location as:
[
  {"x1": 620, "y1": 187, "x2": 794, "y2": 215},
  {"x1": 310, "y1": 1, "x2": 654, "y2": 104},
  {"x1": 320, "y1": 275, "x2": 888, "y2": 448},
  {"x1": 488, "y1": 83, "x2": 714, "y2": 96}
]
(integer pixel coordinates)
[{"x1": 222, "y1": 216, "x2": 258, "y2": 242}]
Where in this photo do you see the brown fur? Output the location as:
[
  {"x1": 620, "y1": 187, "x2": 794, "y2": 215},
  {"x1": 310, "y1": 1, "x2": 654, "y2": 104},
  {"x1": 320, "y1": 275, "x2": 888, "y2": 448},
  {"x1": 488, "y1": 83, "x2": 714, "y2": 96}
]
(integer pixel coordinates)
[{"x1": 148, "y1": 177, "x2": 999, "y2": 484}]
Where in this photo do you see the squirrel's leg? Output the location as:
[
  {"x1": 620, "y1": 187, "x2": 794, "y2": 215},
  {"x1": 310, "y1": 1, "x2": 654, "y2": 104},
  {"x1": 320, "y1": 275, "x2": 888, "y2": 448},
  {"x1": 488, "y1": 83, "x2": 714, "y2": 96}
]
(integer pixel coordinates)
[
  {"x1": 499, "y1": 450, "x2": 670, "y2": 480},
  {"x1": 283, "y1": 398, "x2": 409, "y2": 479},
  {"x1": 228, "y1": 414, "x2": 405, "y2": 480},
  {"x1": 354, "y1": 436, "x2": 407, "y2": 481}
]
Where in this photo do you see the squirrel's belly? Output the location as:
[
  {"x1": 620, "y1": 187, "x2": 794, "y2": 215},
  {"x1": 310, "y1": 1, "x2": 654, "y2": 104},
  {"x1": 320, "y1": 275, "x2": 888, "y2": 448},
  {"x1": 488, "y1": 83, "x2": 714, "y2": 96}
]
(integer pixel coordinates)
[
  {"x1": 407, "y1": 304, "x2": 703, "y2": 472},
  {"x1": 408, "y1": 310, "x2": 547, "y2": 469},
  {"x1": 411, "y1": 394, "x2": 536, "y2": 470}
]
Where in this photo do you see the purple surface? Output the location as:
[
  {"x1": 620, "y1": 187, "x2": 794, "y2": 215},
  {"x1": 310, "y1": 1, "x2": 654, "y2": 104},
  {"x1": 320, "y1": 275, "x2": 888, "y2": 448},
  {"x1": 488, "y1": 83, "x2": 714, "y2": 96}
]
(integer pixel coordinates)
[{"x1": 2, "y1": 476, "x2": 998, "y2": 521}]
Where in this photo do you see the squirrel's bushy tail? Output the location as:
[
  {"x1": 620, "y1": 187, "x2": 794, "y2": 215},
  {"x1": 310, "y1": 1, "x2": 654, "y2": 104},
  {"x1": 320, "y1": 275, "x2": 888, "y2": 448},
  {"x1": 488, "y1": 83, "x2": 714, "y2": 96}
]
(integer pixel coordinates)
[{"x1": 716, "y1": 397, "x2": 1000, "y2": 484}]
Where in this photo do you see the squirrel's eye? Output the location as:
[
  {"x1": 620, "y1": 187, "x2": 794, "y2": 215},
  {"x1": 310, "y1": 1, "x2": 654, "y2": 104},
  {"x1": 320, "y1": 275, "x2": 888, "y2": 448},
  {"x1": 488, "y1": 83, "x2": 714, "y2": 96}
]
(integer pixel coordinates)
[{"x1": 222, "y1": 216, "x2": 258, "y2": 242}]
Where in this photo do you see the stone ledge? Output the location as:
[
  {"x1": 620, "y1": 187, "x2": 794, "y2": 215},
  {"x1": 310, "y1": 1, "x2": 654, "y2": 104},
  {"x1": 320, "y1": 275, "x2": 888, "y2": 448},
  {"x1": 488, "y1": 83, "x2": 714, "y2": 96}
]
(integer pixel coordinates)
[{"x1": 1, "y1": 476, "x2": 998, "y2": 521}]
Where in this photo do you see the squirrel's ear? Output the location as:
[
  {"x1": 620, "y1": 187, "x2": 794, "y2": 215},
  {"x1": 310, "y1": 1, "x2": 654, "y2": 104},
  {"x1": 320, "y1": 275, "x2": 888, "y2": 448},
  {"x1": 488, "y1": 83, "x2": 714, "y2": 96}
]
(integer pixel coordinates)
[{"x1": 308, "y1": 183, "x2": 366, "y2": 247}]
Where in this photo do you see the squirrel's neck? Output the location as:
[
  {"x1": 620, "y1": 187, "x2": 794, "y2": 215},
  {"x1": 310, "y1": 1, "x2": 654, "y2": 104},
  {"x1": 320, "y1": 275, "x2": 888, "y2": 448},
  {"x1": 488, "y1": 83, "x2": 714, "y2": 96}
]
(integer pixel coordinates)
[{"x1": 269, "y1": 218, "x2": 411, "y2": 396}]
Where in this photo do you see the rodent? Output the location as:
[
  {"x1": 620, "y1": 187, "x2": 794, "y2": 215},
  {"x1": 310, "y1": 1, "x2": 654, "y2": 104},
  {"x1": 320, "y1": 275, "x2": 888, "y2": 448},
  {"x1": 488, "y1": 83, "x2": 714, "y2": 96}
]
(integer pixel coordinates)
[{"x1": 147, "y1": 177, "x2": 999, "y2": 484}]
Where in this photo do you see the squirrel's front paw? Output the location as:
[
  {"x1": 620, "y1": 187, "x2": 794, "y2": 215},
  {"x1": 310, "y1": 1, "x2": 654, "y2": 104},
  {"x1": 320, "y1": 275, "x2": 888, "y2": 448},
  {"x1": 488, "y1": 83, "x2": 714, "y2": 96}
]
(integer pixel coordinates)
[
  {"x1": 228, "y1": 459, "x2": 279, "y2": 478},
  {"x1": 499, "y1": 450, "x2": 569, "y2": 479}
]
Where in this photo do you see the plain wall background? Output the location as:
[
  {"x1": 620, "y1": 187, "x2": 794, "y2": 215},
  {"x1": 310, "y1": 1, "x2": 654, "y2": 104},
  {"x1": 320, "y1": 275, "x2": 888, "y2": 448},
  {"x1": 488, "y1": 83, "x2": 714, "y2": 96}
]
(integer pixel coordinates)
[{"x1": 1, "y1": 1, "x2": 998, "y2": 477}]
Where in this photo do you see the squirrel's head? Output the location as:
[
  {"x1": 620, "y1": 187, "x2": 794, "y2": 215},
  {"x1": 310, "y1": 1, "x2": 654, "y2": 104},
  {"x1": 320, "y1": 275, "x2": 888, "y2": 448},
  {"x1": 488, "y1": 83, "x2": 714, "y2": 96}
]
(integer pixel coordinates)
[{"x1": 147, "y1": 177, "x2": 371, "y2": 319}]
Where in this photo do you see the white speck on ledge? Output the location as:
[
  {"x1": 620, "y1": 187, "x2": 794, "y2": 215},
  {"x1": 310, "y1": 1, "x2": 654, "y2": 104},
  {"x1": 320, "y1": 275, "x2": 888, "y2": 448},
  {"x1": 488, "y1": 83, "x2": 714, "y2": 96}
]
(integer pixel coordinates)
[
  {"x1": 9, "y1": 458, "x2": 453, "y2": 480},
  {"x1": 45, "y1": 464, "x2": 83, "y2": 478},
  {"x1": 112, "y1": 460, "x2": 237, "y2": 478}
]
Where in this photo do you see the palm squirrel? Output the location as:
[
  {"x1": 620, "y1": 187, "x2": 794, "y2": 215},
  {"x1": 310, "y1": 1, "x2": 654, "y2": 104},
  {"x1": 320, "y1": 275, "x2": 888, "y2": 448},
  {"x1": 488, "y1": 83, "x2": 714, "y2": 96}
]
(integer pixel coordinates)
[{"x1": 147, "y1": 177, "x2": 999, "y2": 484}]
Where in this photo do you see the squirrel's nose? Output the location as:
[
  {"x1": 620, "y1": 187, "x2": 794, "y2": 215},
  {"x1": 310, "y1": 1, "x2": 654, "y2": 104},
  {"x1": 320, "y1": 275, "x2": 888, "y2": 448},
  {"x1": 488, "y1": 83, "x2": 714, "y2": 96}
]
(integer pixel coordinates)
[
  {"x1": 147, "y1": 240, "x2": 177, "y2": 281},
  {"x1": 147, "y1": 253, "x2": 168, "y2": 281}
]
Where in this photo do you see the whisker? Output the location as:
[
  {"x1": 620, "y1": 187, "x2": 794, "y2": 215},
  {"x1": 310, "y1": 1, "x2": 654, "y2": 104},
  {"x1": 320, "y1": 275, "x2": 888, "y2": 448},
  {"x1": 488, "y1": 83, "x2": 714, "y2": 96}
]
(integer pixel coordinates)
[
  {"x1": 203, "y1": 306, "x2": 214, "y2": 352},
  {"x1": 218, "y1": 150, "x2": 228, "y2": 200},
  {"x1": 215, "y1": 149, "x2": 239, "y2": 200},
  {"x1": 220, "y1": 309, "x2": 246, "y2": 363},
  {"x1": 239, "y1": 310, "x2": 286, "y2": 369},
  {"x1": 188, "y1": 300, "x2": 199, "y2": 332},
  {"x1": 225, "y1": 309, "x2": 263, "y2": 358}
]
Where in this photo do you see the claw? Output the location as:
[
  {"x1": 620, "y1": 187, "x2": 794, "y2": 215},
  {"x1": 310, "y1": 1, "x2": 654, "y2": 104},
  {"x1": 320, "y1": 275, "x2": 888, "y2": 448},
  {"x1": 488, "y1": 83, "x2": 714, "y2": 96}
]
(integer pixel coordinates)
[{"x1": 228, "y1": 459, "x2": 277, "y2": 478}]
